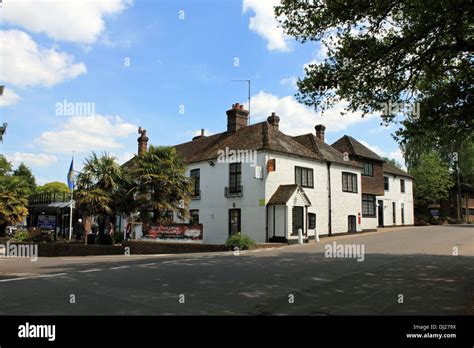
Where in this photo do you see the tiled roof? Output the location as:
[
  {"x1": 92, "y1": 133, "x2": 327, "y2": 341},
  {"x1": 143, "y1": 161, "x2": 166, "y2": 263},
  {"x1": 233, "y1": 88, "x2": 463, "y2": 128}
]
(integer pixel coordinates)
[
  {"x1": 292, "y1": 134, "x2": 361, "y2": 168},
  {"x1": 173, "y1": 122, "x2": 325, "y2": 164},
  {"x1": 267, "y1": 184, "x2": 311, "y2": 206},
  {"x1": 331, "y1": 135, "x2": 384, "y2": 161}
]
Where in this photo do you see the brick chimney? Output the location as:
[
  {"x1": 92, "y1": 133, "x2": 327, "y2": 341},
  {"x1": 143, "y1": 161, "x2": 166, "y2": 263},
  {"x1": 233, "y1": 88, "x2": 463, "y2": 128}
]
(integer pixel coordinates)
[
  {"x1": 315, "y1": 124, "x2": 326, "y2": 142},
  {"x1": 226, "y1": 103, "x2": 249, "y2": 133},
  {"x1": 267, "y1": 112, "x2": 280, "y2": 131},
  {"x1": 137, "y1": 126, "x2": 149, "y2": 156},
  {"x1": 192, "y1": 128, "x2": 206, "y2": 141}
]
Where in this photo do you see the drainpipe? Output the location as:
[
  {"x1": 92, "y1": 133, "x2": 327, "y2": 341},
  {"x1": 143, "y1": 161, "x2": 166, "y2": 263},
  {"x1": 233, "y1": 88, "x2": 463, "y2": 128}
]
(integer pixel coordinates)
[
  {"x1": 327, "y1": 162, "x2": 332, "y2": 236},
  {"x1": 265, "y1": 205, "x2": 268, "y2": 242}
]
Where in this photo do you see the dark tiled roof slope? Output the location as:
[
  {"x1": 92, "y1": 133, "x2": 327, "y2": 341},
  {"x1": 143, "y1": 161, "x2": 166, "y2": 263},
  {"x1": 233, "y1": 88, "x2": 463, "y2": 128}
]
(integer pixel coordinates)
[
  {"x1": 173, "y1": 122, "x2": 325, "y2": 164},
  {"x1": 292, "y1": 134, "x2": 361, "y2": 168},
  {"x1": 331, "y1": 135, "x2": 383, "y2": 161}
]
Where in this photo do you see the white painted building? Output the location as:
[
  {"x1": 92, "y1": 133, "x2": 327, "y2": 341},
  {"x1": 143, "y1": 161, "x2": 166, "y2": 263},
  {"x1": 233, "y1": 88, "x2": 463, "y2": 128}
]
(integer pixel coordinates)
[{"x1": 130, "y1": 103, "x2": 413, "y2": 244}]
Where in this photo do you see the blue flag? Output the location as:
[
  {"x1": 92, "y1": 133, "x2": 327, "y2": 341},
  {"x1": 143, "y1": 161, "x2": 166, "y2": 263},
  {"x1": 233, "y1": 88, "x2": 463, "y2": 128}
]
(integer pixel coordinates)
[{"x1": 67, "y1": 157, "x2": 74, "y2": 191}]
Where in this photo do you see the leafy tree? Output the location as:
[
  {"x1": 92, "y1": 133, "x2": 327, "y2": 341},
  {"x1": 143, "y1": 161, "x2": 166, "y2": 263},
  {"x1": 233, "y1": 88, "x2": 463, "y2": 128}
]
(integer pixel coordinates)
[
  {"x1": 0, "y1": 154, "x2": 12, "y2": 176},
  {"x1": 409, "y1": 152, "x2": 454, "y2": 205},
  {"x1": 130, "y1": 146, "x2": 191, "y2": 223},
  {"x1": 37, "y1": 181, "x2": 70, "y2": 194},
  {"x1": 458, "y1": 139, "x2": 474, "y2": 186},
  {"x1": 13, "y1": 163, "x2": 36, "y2": 196},
  {"x1": 275, "y1": 0, "x2": 473, "y2": 148},
  {"x1": 382, "y1": 156, "x2": 402, "y2": 169},
  {"x1": 0, "y1": 175, "x2": 29, "y2": 236},
  {"x1": 75, "y1": 152, "x2": 124, "y2": 234}
]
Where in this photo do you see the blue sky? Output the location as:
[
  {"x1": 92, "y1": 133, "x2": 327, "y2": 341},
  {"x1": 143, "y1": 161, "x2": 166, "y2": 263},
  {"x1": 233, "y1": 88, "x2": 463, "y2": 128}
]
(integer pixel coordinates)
[{"x1": 0, "y1": 0, "x2": 404, "y2": 185}]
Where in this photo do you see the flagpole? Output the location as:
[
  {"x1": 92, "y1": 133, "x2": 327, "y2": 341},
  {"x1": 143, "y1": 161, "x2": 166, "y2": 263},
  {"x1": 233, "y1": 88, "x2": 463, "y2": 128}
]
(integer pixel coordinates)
[{"x1": 69, "y1": 151, "x2": 75, "y2": 240}]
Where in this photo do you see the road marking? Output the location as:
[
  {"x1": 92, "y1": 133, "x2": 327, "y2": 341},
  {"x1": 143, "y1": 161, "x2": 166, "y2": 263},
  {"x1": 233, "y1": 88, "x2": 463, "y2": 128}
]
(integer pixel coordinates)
[
  {"x1": 139, "y1": 263, "x2": 157, "y2": 267},
  {"x1": 109, "y1": 266, "x2": 130, "y2": 270},
  {"x1": 37, "y1": 273, "x2": 68, "y2": 278},
  {"x1": 0, "y1": 276, "x2": 34, "y2": 283},
  {"x1": 78, "y1": 268, "x2": 102, "y2": 273}
]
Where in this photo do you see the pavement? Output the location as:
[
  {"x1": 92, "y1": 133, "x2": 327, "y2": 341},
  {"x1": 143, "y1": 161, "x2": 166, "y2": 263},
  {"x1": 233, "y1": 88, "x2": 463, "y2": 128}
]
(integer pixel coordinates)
[{"x1": 0, "y1": 225, "x2": 473, "y2": 315}]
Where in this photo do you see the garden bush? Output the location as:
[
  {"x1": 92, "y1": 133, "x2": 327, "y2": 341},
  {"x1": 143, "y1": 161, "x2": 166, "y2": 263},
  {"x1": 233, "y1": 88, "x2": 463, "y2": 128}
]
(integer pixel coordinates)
[
  {"x1": 27, "y1": 228, "x2": 54, "y2": 243},
  {"x1": 113, "y1": 231, "x2": 124, "y2": 244},
  {"x1": 11, "y1": 230, "x2": 29, "y2": 242},
  {"x1": 225, "y1": 233, "x2": 256, "y2": 250}
]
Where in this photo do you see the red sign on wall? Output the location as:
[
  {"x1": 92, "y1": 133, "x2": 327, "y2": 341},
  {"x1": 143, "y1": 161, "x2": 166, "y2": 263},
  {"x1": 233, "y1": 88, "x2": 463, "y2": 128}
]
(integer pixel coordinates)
[{"x1": 146, "y1": 224, "x2": 203, "y2": 240}]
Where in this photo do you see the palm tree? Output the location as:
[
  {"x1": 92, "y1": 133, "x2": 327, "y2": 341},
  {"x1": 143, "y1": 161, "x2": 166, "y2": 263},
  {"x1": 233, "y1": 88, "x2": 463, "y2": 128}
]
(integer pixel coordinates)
[
  {"x1": 0, "y1": 176, "x2": 29, "y2": 236},
  {"x1": 75, "y1": 152, "x2": 124, "y2": 235},
  {"x1": 131, "y1": 146, "x2": 192, "y2": 224}
]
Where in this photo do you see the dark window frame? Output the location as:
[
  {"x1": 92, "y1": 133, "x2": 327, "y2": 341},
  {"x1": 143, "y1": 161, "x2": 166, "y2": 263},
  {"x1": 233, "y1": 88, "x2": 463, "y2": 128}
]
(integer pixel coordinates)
[
  {"x1": 362, "y1": 194, "x2": 376, "y2": 217},
  {"x1": 392, "y1": 202, "x2": 396, "y2": 224},
  {"x1": 190, "y1": 169, "x2": 200, "y2": 197},
  {"x1": 361, "y1": 162, "x2": 374, "y2": 177},
  {"x1": 228, "y1": 208, "x2": 241, "y2": 236},
  {"x1": 384, "y1": 176, "x2": 389, "y2": 191},
  {"x1": 229, "y1": 163, "x2": 242, "y2": 194},
  {"x1": 342, "y1": 172, "x2": 358, "y2": 193},
  {"x1": 295, "y1": 166, "x2": 314, "y2": 188},
  {"x1": 308, "y1": 213, "x2": 316, "y2": 229},
  {"x1": 189, "y1": 209, "x2": 199, "y2": 225},
  {"x1": 400, "y1": 179, "x2": 405, "y2": 193}
]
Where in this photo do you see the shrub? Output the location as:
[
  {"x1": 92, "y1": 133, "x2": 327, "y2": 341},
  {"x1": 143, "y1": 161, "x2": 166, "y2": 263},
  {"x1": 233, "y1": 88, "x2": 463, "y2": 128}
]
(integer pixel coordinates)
[
  {"x1": 11, "y1": 230, "x2": 29, "y2": 242},
  {"x1": 113, "y1": 231, "x2": 124, "y2": 244},
  {"x1": 101, "y1": 234, "x2": 114, "y2": 245},
  {"x1": 28, "y1": 228, "x2": 54, "y2": 243},
  {"x1": 225, "y1": 233, "x2": 256, "y2": 250},
  {"x1": 428, "y1": 216, "x2": 443, "y2": 225},
  {"x1": 414, "y1": 220, "x2": 430, "y2": 226}
]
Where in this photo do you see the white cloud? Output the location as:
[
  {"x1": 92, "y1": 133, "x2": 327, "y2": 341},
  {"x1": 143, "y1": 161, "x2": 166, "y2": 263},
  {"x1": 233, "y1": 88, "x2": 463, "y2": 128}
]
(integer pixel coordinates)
[
  {"x1": 0, "y1": 30, "x2": 87, "y2": 88},
  {"x1": 243, "y1": 0, "x2": 291, "y2": 52},
  {"x1": 113, "y1": 151, "x2": 135, "y2": 165},
  {"x1": 3, "y1": 0, "x2": 132, "y2": 44},
  {"x1": 6, "y1": 152, "x2": 58, "y2": 168},
  {"x1": 279, "y1": 76, "x2": 297, "y2": 89},
  {"x1": 35, "y1": 114, "x2": 137, "y2": 154},
  {"x1": 249, "y1": 91, "x2": 375, "y2": 135},
  {"x1": 0, "y1": 87, "x2": 21, "y2": 106},
  {"x1": 359, "y1": 140, "x2": 406, "y2": 169}
]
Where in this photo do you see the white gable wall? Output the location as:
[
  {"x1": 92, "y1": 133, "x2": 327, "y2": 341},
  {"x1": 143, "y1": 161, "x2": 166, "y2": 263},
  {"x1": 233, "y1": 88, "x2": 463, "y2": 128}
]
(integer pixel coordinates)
[
  {"x1": 186, "y1": 152, "x2": 268, "y2": 244},
  {"x1": 378, "y1": 174, "x2": 414, "y2": 226}
]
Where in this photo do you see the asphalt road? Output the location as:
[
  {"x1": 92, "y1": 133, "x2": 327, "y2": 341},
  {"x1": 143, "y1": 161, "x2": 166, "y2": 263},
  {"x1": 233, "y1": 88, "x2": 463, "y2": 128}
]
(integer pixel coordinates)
[{"x1": 0, "y1": 225, "x2": 473, "y2": 315}]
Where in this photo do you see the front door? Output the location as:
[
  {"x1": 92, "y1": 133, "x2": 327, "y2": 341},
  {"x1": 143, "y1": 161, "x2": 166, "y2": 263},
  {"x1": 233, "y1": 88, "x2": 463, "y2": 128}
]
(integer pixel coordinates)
[
  {"x1": 229, "y1": 209, "x2": 241, "y2": 235},
  {"x1": 348, "y1": 215, "x2": 356, "y2": 232},
  {"x1": 292, "y1": 206, "x2": 304, "y2": 235},
  {"x1": 378, "y1": 200, "x2": 384, "y2": 227}
]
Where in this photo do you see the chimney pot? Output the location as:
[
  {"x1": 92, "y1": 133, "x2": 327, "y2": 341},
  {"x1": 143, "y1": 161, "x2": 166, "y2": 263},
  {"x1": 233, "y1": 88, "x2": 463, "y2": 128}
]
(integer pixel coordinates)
[
  {"x1": 315, "y1": 124, "x2": 326, "y2": 142},
  {"x1": 267, "y1": 112, "x2": 280, "y2": 131},
  {"x1": 137, "y1": 126, "x2": 149, "y2": 155},
  {"x1": 226, "y1": 102, "x2": 249, "y2": 133}
]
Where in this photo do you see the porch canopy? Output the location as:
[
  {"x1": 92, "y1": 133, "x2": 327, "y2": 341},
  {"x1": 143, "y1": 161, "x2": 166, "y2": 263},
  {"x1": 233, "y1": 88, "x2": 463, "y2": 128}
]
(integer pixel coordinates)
[{"x1": 267, "y1": 184, "x2": 311, "y2": 242}]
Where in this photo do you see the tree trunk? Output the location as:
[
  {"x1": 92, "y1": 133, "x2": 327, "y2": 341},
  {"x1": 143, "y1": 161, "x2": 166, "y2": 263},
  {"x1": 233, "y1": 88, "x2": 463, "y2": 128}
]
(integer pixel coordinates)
[{"x1": 0, "y1": 223, "x2": 7, "y2": 237}]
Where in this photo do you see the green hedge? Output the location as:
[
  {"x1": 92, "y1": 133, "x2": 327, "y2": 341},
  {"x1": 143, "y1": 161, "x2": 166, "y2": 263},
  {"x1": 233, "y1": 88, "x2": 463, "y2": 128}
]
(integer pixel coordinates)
[{"x1": 225, "y1": 234, "x2": 256, "y2": 250}]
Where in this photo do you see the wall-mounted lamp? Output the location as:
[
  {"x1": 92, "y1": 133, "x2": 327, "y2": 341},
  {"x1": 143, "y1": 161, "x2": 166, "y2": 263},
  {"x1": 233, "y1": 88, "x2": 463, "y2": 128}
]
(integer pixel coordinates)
[{"x1": 208, "y1": 160, "x2": 215, "y2": 166}]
